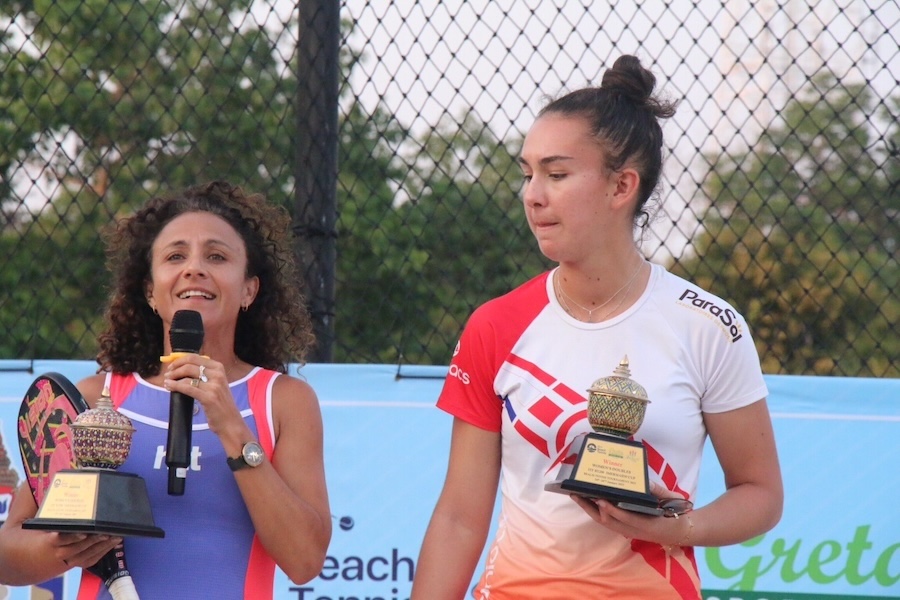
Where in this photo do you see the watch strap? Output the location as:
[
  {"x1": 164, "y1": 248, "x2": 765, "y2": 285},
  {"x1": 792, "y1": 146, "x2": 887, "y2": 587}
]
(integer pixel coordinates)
[{"x1": 227, "y1": 454, "x2": 250, "y2": 471}]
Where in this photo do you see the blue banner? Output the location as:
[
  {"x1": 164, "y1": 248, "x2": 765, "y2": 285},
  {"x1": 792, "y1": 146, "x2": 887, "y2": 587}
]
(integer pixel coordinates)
[{"x1": 0, "y1": 361, "x2": 898, "y2": 599}]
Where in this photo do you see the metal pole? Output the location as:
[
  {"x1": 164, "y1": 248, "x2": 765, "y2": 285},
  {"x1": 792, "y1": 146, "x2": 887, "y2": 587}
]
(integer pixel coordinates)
[{"x1": 295, "y1": 0, "x2": 339, "y2": 362}]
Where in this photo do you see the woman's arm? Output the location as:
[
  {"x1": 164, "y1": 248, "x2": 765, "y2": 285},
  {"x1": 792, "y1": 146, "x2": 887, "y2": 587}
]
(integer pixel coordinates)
[
  {"x1": 691, "y1": 398, "x2": 783, "y2": 545},
  {"x1": 573, "y1": 399, "x2": 783, "y2": 548},
  {"x1": 0, "y1": 485, "x2": 122, "y2": 585},
  {"x1": 0, "y1": 374, "x2": 122, "y2": 585},
  {"x1": 164, "y1": 356, "x2": 332, "y2": 583},
  {"x1": 411, "y1": 418, "x2": 501, "y2": 600},
  {"x1": 224, "y1": 375, "x2": 332, "y2": 584}
]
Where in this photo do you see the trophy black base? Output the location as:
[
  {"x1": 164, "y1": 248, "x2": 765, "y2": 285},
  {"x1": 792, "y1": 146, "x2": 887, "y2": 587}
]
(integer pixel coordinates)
[
  {"x1": 23, "y1": 518, "x2": 165, "y2": 538},
  {"x1": 544, "y1": 479, "x2": 664, "y2": 516},
  {"x1": 23, "y1": 469, "x2": 164, "y2": 538},
  {"x1": 544, "y1": 431, "x2": 667, "y2": 516}
]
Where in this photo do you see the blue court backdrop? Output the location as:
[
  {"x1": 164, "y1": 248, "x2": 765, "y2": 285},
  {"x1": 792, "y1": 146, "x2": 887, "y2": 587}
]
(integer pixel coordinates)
[{"x1": 0, "y1": 360, "x2": 898, "y2": 600}]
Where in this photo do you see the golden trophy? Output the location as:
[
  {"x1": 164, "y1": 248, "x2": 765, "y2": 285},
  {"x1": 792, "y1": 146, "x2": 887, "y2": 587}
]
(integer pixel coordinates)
[
  {"x1": 24, "y1": 389, "x2": 163, "y2": 537},
  {"x1": 546, "y1": 356, "x2": 691, "y2": 516}
]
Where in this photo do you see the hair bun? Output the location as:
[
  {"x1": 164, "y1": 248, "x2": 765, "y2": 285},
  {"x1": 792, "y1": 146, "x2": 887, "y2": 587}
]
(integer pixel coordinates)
[{"x1": 601, "y1": 55, "x2": 676, "y2": 119}]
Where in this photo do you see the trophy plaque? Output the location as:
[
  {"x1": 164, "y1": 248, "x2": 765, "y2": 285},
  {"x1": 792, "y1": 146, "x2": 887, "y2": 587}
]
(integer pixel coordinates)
[
  {"x1": 24, "y1": 389, "x2": 164, "y2": 537},
  {"x1": 545, "y1": 356, "x2": 692, "y2": 517}
]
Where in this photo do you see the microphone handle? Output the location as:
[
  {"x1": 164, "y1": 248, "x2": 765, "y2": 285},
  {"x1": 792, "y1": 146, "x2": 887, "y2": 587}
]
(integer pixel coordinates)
[{"x1": 166, "y1": 391, "x2": 193, "y2": 495}]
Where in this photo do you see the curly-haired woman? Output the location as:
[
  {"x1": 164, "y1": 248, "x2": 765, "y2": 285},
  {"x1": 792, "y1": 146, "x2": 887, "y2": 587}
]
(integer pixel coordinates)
[{"x1": 0, "y1": 181, "x2": 331, "y2": 598}]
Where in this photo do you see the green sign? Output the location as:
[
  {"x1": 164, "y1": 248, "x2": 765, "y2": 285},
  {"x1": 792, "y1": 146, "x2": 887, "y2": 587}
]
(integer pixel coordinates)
[{"x1": 704, "y1": 592, "x2": 890, "y2": 600}]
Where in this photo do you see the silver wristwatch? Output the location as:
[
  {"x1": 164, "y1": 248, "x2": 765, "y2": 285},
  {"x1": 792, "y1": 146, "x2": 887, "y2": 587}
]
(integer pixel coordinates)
[{"x1": 227, "y1": 441, "x2": 265, "y2": 471}]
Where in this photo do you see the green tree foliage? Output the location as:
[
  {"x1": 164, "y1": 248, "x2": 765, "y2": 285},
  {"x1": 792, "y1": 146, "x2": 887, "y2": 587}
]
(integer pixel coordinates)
[
  {"x1": 1, "y1": 1, "x2": 549, "y2": 364},
  {"x1": 6, "y1": 3, "x2": 893, "y2": 373},
  {"x1": 0, "y1": 191, "x2": 107, "y2": 358},
  {"x1": 2, "y1": 0, "x2": 295, "y2": 206},
  {"x1": 672, "y1": 73, "x2": 899, "y2": 376},
  {"x1": 403, "y1": 115, "x2": 551, "y2": 363},
  {"x1": 1, "y1": 0, "x2": 297, "y2": 358},
  {"x1": 333, "y1": 108, "x2": 550, "y2": 364}
]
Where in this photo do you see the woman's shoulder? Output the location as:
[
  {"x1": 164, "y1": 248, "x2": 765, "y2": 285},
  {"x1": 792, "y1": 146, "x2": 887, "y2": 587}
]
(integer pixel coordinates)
[
  {"x1": 473, "y1": 271, "x2": 551, "y2": 320},
  {"x1": 652, "y1": 265, "x2": 745, "y2": 313},
  {"x1": 267, "y1": 369, "x2": 319, "y2": 405},
  {"x1": 267, "y1": 369, "x2": 323, "y2": 442},
  {"x1": 76, "y1": 372, "x2": 108, "y2": 408},
  {"x1": 650, "y1": 264, "x2": 750, "y2": 343},
  {"x1": 454, "y1": 272, "x2": 552, "y2": 348}
]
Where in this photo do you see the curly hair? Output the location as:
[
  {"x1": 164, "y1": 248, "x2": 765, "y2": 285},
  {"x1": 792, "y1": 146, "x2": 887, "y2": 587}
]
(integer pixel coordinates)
[{"x1": 96, "y1": 181, "x2": 315, "y2": 377}]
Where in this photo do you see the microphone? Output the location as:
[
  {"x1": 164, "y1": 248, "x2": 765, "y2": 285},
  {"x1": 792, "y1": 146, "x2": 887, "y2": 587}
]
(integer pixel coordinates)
[{"x1": 166, "y1": 309, "x2": 204, "y2": 495}]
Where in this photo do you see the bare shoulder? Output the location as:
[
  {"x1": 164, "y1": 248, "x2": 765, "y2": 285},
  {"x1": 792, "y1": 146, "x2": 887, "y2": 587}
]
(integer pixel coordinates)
[
  {"x1": 76, "y1": 373, "x2": 108, "y2": 408},
  {"x1": 270, "y1": 373, "x2": 323, "y2": 435},
  {"x1": 271, "y1": 372, "x2": 319, "y2": 405}
]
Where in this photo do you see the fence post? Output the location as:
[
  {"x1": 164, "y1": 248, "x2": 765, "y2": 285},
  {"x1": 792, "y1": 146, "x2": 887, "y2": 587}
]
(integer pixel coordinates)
[{"x1": 295, "y1": 0, "x2": 339, "y2": 362}]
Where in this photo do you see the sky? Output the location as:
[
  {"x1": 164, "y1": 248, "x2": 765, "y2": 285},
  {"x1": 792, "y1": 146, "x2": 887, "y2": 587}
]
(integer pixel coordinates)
[
  {"x1": 341, "y1": 0, "x2": 897, "y2": 143},
  {"x1": 336, "y1": 0, "x2": 899, "y2": 259},
  {"x1": 7, "y1": 0, "x2": 898, "y2": 258}
]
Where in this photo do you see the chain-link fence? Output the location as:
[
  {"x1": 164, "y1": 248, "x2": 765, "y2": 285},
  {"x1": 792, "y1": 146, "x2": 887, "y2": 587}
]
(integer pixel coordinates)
[{"x1": 1, "y1": 1, "x2": 897, "y2": 376}]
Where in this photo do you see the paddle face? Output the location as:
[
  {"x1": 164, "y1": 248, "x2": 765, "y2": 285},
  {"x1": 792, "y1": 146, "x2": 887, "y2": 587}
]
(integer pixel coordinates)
[
  {"x1": 17, "y1": 372, "x2": 89, "y2": 505},
  {"x1": 16, "y1": 373, "x2": 143, "y2": 598}
]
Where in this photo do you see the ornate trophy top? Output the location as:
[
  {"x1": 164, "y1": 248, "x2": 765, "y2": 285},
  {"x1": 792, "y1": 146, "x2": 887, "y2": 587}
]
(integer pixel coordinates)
[
  {"x1": 71, "y1": 387, "x2": 135, "y2": 470},
  {"x1": 586, "y1": 355, "x2": 651, "y2": 437},
  {"x1": 588, "y1": 356, "x2": 649, "y2": 401}
]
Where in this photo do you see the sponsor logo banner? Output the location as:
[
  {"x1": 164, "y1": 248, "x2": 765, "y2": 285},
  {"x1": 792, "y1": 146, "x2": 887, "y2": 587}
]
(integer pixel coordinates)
[{"x1": 0, "y1": 362, "x2": 897, "y2": 599}]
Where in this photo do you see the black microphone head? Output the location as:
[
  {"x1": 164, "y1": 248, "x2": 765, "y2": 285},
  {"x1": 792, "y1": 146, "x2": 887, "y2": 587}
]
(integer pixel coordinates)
[{"x1": 170, "y1": 310, "x2": 204, "y2": 353}]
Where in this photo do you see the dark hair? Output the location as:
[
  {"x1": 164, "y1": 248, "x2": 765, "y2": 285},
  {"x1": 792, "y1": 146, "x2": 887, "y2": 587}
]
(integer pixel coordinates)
[
  {"x1": 96, "y1": 180, "x2": 315, "y2": 377},
  {"x1": 539, "y1": 54, "x2": 678, "y2": 228}
]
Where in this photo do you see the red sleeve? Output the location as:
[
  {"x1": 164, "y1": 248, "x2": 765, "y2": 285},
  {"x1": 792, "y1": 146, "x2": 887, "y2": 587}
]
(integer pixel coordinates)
[{"x1": 437, "y1": 272, "x2": 551, "y2": 432}]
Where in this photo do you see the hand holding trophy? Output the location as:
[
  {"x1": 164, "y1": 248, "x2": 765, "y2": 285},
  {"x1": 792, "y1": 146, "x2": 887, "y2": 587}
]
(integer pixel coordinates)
[
  {"x1": 24, "y1": 386, "x2": 163, "y2": 537},
  {"x1": 546, "y1": 356, "x2": 692, "y2": 517},
  {"x1": 19, "y1": 373, "x2": 162, "y2": 599}
]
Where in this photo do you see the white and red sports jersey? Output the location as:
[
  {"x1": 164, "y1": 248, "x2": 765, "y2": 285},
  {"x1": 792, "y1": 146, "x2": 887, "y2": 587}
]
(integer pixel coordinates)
[{"x1": 438, "y1": 264, "x2": 768, "y2": 599}]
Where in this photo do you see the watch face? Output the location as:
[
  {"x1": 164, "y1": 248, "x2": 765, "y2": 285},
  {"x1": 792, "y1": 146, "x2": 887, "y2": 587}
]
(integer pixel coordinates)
[{"x1": 243, "y1": 442, "x2": 265, "y2": 467}]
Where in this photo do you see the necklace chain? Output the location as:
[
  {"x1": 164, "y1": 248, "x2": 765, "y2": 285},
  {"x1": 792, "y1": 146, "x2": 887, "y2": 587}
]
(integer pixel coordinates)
[{"x1": 554, "y1": 261, "x2": 645, "y2": 322}]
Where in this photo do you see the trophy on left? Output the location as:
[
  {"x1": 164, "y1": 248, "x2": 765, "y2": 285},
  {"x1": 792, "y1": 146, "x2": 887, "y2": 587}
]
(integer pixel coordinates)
[{"x1": 20, "y1": 373, "x2": 163, "y2": 538}]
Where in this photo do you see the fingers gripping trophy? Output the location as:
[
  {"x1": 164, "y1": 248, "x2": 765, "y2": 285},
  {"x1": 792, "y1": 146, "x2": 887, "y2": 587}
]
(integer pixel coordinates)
[
  {"x1": 546, "y1": 356, "x2": 692, "y2": 517},
  {"x1": 22, "y1": 378, "x2": 163, "y2": 599}
]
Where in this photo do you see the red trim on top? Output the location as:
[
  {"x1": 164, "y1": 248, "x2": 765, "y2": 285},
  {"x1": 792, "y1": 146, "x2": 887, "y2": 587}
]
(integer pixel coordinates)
[
  {"x1": 109, "y1": 373, "x2": 138, "y2": 410},
  {"x1": 245, "y1": 370, "x2": 276, "y2": 457},
  {"x1": 644, "y1": 442, "x2": 691, "y2": 500},
  {"x1": 243, "y1": 369, "x2": 279, "y2": 599},
  {"x1": 506, "y1": 353, "x2": 557, "y2": 387}
]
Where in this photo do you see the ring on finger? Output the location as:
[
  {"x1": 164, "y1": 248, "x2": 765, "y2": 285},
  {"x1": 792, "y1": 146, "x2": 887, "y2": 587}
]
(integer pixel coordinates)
[
  {"x1": 198, "y1": 364, "x2": 208, "y2": 383},
  {"x1": 190, "y1": 378, "x2": 201, "y2": 388}
]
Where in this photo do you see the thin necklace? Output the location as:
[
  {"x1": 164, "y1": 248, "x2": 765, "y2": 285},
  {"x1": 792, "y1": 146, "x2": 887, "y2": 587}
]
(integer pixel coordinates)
[{"x1": 555, "y1": 261, "x2": 645, "y2": 322}]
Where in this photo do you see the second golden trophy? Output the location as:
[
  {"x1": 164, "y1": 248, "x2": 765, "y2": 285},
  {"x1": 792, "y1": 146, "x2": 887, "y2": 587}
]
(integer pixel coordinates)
[{"x1": 546, "y1": 356, "x2": 691, "y2": 517}]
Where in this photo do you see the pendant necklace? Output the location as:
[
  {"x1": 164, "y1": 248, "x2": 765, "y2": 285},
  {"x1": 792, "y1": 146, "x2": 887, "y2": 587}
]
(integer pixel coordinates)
[{"x1": 555, "y1": 261, "x2": 645, "y2": 322}]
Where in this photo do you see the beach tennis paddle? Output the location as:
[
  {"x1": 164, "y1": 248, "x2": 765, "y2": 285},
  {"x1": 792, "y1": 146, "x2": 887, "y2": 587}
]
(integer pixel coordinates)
[{"x1": 17, "y1": 372, "x2": 140, "y2": 600}]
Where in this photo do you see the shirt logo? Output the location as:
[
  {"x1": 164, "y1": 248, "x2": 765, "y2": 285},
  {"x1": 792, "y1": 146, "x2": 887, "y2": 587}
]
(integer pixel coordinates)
[
  {"x1": 677, "y1": 289, "x2": 744, "y2": 342},
  {"x1": 153, "y1": 445, "x2": 203, "y2": 471}
]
